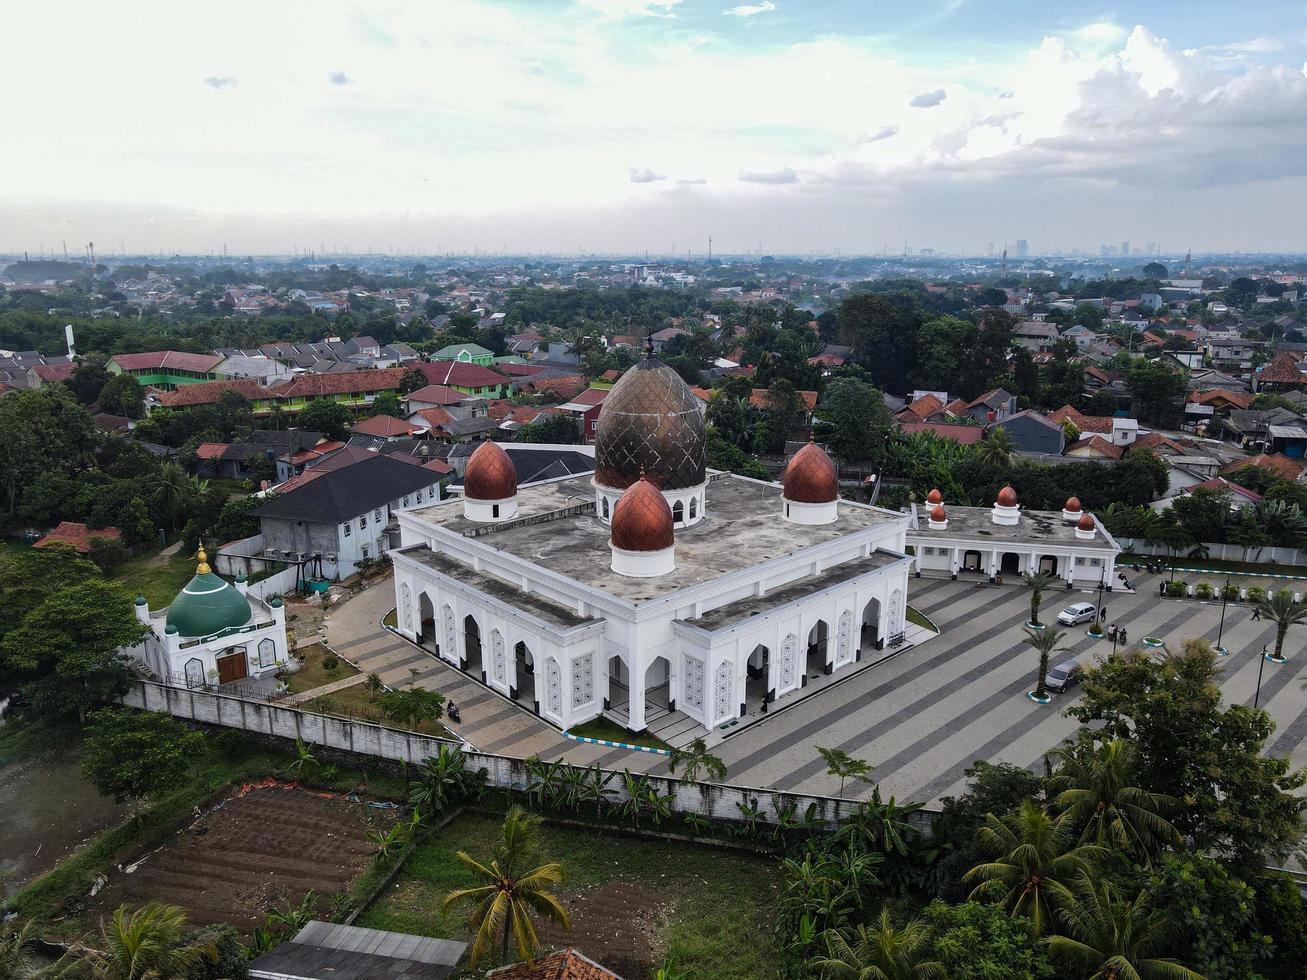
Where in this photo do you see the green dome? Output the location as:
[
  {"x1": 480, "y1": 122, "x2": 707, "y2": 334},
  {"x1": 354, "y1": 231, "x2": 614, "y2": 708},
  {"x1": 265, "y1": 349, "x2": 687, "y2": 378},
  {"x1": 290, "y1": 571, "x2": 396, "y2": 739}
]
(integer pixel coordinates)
[{"x1": 166, "y1": 569, "x2": 252, "y2": 639}]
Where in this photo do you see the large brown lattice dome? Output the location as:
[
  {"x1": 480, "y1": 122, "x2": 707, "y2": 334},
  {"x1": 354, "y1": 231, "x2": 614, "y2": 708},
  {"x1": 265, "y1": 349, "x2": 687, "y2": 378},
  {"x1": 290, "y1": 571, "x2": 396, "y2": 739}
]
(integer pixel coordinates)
[
  {"x1": 782, "y1": 441, "x2": 838, "y2": 503},
  {"x1": 463, "y1": 440, "x2": 518, "y2": 500},
  {"x1": 610, "y1": 476, "x2": 675, "y2": 551},
  {"x1": 594, "y1": 355, "x2": 706, "y2": 491}
]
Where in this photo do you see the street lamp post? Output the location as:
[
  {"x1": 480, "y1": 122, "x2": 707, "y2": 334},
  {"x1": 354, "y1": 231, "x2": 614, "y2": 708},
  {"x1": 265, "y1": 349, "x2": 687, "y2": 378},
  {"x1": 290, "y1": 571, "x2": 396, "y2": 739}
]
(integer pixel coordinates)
[
  {"x1": 1215, "y1": 574, "x2": 1230, "y2": 656},
  {"x1": 1096, "y1": 574, "x2": 1106, "y2": 634},
  {"x1": 1254, "y1": 645, "x2": 1269, "y2": 710}
]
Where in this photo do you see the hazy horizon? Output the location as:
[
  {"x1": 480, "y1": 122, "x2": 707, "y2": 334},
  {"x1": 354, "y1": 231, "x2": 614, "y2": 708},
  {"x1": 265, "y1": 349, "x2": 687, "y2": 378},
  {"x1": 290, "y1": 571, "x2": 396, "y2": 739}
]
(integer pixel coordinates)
[{"x1": 4, "y1": 1, "x2": 1306, "y2": 256}]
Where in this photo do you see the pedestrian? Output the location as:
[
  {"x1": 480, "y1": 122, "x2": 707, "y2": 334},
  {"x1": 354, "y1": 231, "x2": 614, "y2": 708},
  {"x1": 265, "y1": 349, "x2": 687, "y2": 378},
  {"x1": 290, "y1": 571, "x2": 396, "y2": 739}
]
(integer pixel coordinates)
[
  {"x1": 1252, "y1": 606, "x2": 1262, "y2": 621},
  {"x1": 760, "y1": 695, "x2": 768, "y2": 714},
  {"x1": 447, "y1": 700, "x2": 461, "y2": 723},
  {"x1": 1120, "y1": 627, "x2": 1127, "y2": 644},
  {"x1": 1159, "y1": 581, "x2": 1166, "y2": 597}
]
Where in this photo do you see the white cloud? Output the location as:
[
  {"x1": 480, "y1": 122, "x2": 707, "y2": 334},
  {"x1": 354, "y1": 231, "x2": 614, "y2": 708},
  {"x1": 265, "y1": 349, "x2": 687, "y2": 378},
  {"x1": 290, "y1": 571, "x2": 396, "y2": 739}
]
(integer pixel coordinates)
[
  {"x1": 576, "y1": 0, "x2": 680, "y2": 18},
  {"x1": 203, "y1": 75, "x2": 237, "y2": 90},
  {"x1": 864, "y1": 125, "x2": 899, "y2": 142},
  {"x1": 628, "y1": 166, "x2": 666, "y2": 182},
  {"x1": 909, "y1": 88, "x2": 946, "y2": 107},
  {"x1": 327, "y1": 70, "x2": 352, "y2": 85},
  {"x1": 723, "y1": 1, "x2": 776, "y2": 16},
  {"x1": 1074, "y1": 22, "x2": 1127, "y2": 45},
  {"x1": 678, "y1": 177, "x2": 708, "y2": 184},
  {"x1": 739, "y1": 166, "x2": 798, "y2": 184}
]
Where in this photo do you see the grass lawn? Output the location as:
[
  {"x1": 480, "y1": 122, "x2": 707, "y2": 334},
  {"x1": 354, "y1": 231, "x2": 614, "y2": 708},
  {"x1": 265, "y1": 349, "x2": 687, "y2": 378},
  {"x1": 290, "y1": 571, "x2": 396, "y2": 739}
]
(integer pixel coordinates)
[
  {"x1": 302, "y1": 684, "x2": 456, "y2": 741},
  {"x1": 114, "y1": 549, "x2": 196, "y2": 607},
  {"x1": 0, "y1": 538, "x2": 29, "y2": 561},
  {"x1": 287, "y1": 643, "x2": 361, "y2": 694},
  {"x1": 567, "y1": 716, "x2": 671, "y2": 752},
  {"x1": 356, "y1": 812, "x2": 783, "y2": 980},
  {"x1": 382, "y1": 608, "x2": 398, "y2": 629},
  {"x1": 906, "y1": 605, "x2": 938, "y2": 632}
]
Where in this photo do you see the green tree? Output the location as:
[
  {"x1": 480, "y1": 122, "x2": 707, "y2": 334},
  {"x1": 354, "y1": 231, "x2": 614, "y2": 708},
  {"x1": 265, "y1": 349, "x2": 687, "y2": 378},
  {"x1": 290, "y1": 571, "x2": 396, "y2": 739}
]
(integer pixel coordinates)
[
  {"x1": 1142, "y1": 262, "x2": 1168, "y2": 279},
  {"x1": 81, "y1": 707, "x2": 206, "y2": 803},
  {"x1": 838, "y1": 293, "x2": 922, "y2": 391},
  {"x1": 922, "y1": 901, "x2": 1055, "y2": 980},
  {"x1": 974, "y1": 427, "x2": 1016, "y2": 468},
  {"x1": 442, "y1": 805, "x2": 570, "y2": 966},
  {"x1": 514, "y1": 413, "x2": 581, "y2": 444},
  {"x1": 399, "y1": 367, "x2": 428, "y2": 395},
  {"x1": 0, "y1": 545, "x2": 100, "y2": 643},
  {"x1": 97, "y1": 374, "x2": 145, "y2": 419},
  {"x1": 1126, "y1": 360, "x2": 1188, "y2": 425},
  {"x1": 144, "y1": 461, "x2": 193, "y2": 533},
  {"x1": 811, "y1": 910, "x2": 945, "y2": 980},
  {"x1": 0, "y1": 385, "x2": 99, "y2": 518},
  {"x1": 964, "y1": 800, "x2": 1107, "y2": 935},
  {"x1": 1068, "y1": 639, "x2": 1307, "y2": 869},
  {"x1": 1146, "y1": 854, "x2": 1269, "y2": 980},
  {"x1": 817, "y1": 746, "x2": 875, "y2": 800},
  {"x1": 0, "y1": 579, "x2": 147, "y2": 721},
  {"x1": 297, "y1": 398, "x2": 352, "y2": 441},
  {"x1": 1022, "y1": 626, "x2": 1068, "y2": 700},
  {"x1": 1021, "y1": 571, "x2": 1058, "y2": 628},
  {"x1": 62, "y1": 902, "x2": 215, "y2": 980},
  {"x1": 65, "y1": 357, "x2": 113, "y2": 404},
  {"x1": 375, "y1": 687, "x2": 445, "y2": 730},
  {"x1": 367, "y1": 391, "x2": 404, "y2": 418},
  {"x1": 1254, "y1": 589, "x2": 1307, "y2": 663},
  {"x1": 668, "y1": 736, "x2": 728, "y2": 783},
  {"x1": 1048, "y1": 737, "x2": 1180, "y2": 864},
  {"x1": 1047, "y1": 876, "x2": 1202, "y2": 980},
  {"x1": 819, "y1": 379, "x2": 893, "y2": 464}
]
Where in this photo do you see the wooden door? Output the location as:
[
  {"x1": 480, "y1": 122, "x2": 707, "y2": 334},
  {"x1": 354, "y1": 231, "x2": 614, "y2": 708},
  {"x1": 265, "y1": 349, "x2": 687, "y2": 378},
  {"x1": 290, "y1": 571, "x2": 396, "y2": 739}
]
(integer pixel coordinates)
[{"x1": 216, "y1": 649, "x2": 248, "y2": 685}]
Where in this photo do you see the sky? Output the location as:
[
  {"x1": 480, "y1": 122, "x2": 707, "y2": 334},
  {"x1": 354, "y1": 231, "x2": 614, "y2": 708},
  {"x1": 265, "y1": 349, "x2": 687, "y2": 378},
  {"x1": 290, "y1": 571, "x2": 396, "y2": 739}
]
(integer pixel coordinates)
[{"x1": 3, "y1": 0, "x2": 1307, "y2": 257}]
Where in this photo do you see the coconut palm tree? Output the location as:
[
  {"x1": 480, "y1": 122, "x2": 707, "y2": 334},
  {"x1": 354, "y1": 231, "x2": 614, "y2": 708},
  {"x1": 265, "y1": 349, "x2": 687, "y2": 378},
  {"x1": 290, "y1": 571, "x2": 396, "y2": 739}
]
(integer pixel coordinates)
[
  {"x1": 62, "y1": 902, "x2": 214, "y2": 979},
  {"x1": 442, "y1": 805, "x2": 569, "y2": 966},
  {"x1": 1021, "y1": 570, "x2": 1059, "y2": 628},
  {"x1": 668, "y1": 737, "x2": 728, "y2": 784},
  {"x1": 0, "y1": 921, "x2": 39, "y2": 980},
  {"x1": 1022, "y1": 626, "x2": 1069, "y2": 701},
  {"x1": 1254, "y1": 589, "x2": 1307, "y2": 663},
  {"x1": 143, "y1": 462, "x2": 192, "y2": 533},
  {"x1": 810, "y1": 909, "x2": 945, "y2": 980},
  {"x1": 817, "y1": 746, "x2": 875, "y2": 800},
  {"x1": 1047, "y1": 875, "x2": 1203, "y2": 980},
  {"x1": 964, "y1": 800, "x2": 1108, "y2": 935},
  {"x1": 1048, "y1": 738, "x2": 1181, "y2": 865},
  {"x1": 975, "y1": 426, "x2": 1016, "y2": 468}
]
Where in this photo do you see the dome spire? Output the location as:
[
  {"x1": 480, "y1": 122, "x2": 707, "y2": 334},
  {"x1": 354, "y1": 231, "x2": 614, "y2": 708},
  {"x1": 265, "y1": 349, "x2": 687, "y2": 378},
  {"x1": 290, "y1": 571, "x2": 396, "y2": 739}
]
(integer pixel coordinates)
[{"x1": 196, "y1": 544, "x2": 210, "y2": 575}]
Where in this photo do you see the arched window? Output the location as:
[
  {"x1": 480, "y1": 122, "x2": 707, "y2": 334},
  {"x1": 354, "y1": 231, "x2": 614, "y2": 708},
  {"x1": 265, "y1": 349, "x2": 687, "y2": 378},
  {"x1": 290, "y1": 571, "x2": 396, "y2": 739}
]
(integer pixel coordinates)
[
  {"x1": 602, "y1": 497, "x2": 610, "y2": 519},
  {"x1": 672, "y1": 500, "x2": 684, "y2": 525},
  {"x1": 689, "y1": 497, "x2": 697, "y2": 519}
]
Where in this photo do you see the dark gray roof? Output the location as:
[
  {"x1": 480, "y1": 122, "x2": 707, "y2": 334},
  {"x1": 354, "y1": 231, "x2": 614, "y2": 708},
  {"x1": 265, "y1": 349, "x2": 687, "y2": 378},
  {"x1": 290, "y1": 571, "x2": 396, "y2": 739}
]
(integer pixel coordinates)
[
  {"x1": 222, "y1": 429, "x2": 324, "y2": 461},
  {"x1": 254, "y1": 454, "x2": 443, "y2": 523},
  {"x1": 448, "y1": 444, "x2": 595, "y2": 485},
  {"x1": 248, "y1": 921, "x2": 465, "y2": 980}
]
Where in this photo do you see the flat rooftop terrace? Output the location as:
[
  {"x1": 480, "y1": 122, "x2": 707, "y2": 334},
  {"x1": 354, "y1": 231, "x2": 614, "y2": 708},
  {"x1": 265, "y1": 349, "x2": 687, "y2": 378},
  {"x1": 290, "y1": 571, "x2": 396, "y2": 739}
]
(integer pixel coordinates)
[
  {"x1": 911, "y1": 506, "x2": 1118, "y2": 550},
  {"x1": 407, "y1": 474, "x2": 904, "y2": 603}
]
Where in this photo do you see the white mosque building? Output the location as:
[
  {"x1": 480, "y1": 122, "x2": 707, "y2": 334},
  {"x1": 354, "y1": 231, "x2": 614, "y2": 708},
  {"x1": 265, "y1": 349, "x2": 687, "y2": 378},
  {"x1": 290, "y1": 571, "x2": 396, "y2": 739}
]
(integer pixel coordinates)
[
  {"x1": 125, "y1": 546, "x2": 290, "y2": 689},
  {"x1": 390, "y1": 352, "x2": 913, "y2": 736}
]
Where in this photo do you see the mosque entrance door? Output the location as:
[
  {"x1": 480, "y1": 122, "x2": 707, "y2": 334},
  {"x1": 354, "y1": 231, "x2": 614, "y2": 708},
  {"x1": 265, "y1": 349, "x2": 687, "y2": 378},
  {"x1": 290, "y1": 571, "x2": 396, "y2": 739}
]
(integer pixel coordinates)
[{"x1": 216, "y1": 648, "x2": 248, "y2": 685}]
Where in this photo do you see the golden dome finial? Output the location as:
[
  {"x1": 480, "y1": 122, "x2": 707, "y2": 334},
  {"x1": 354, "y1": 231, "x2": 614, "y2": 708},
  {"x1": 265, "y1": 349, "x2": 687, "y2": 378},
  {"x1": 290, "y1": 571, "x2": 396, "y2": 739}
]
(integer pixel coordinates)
[{"x1": 196, "y1": 544, "x2": 210, "y2": 575}]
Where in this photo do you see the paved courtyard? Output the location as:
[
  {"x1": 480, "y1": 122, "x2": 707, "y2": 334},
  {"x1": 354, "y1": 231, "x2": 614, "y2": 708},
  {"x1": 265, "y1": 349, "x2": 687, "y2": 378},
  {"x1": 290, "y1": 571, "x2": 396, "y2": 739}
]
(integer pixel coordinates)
[{"x1": 323, "y1": 570, "x2": 1307, "y2": 807}]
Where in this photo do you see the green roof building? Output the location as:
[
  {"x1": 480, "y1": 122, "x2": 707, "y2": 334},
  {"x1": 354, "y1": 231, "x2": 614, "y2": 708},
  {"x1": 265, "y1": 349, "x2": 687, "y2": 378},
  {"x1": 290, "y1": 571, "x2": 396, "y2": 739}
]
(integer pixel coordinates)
[
  {"x1": 165, "y1": 548, "x2": 253, "y2": 638},
  {"x1": 432, "y1": 343, "x2": 495, "y2": 366}
]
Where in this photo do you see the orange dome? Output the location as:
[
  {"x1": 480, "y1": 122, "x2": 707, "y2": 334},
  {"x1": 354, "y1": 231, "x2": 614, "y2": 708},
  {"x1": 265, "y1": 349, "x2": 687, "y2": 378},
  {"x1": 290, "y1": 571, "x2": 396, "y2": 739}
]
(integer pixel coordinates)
[
  {"x1": 611, "y1": 476, "x2": 674, "y2": 552},
  {"x1": 997, "y1": 486, "x2": 1018, "y2": 507},
  {"x1": 926, "y1": 488, "x2": 943, "y2": 504},
  {"x1": 464, "y1": 440, "x2": 517, "y2": 501},
  {"x1": 782, "y1": 441, "x2": 838, "y2": 504},
  {"x1": 1065, "y1": 496, "x2": 1082, "y2": 512},
  {"x1": 930, "y1": 505, "x2": 947, "y2": 522},
  {"x1": 1078, "y1": 512, "x2": 1095, "y2": 531}
]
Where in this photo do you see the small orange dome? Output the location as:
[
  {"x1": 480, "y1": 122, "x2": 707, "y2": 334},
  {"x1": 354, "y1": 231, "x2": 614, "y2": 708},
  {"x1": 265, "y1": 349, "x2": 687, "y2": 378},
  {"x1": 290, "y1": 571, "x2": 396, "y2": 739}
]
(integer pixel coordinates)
[
  {"x1": 611, "y1": 476, "x2": 674, "y2": 552},
  {"x1": 997, "y1": 486, "x2": 1018, "y2": 507},
  {"x1": 926, "y1": 488, "x2": 943, "y2": 505},
  {"x1": 464, "y1": 440, "x2": 517, "y2": 501},
  {"x1": 930, "y1": 505, "x2": 947, "y2": 521},
  {"x1": 1078, "y1": 512, "x2": 1095, "y2": 531},
  {"x1": 782, "y1": 441, "x2": 838, "y2": 504},
  {"x1": 1065, "y1": 496, "x2": 1082, "y2": 512}
]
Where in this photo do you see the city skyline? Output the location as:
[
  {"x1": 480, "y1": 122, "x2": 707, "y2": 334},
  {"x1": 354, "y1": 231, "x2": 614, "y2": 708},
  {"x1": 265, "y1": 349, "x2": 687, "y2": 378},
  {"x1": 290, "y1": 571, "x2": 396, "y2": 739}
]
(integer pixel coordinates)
[{"x1": 3, "y1": 0, "x2": 1306, "y2": 254}]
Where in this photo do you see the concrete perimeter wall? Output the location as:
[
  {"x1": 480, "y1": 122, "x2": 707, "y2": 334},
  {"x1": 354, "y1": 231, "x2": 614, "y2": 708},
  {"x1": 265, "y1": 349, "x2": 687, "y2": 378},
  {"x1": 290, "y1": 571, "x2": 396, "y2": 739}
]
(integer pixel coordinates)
[
  {"x1": 123, "y1": 679, "x2": 936, "y2": 832},
  {"x1": 1118, "y1": 538, "x2": 1307, "y2": 568}
]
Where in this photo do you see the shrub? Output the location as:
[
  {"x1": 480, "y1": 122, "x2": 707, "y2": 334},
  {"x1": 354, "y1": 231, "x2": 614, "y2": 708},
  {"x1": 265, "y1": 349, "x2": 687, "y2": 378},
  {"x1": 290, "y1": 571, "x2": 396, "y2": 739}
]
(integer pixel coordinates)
[
  {"x1": 1249, "y1": 585, "x2": 1267, "y2": 601},
  {"x1": 321, "y1": 653, "x2": 340, "y2": 673},
  {"x1": 185, "y1": 923, "x2": 248, "y2": 979},
  {"x1": 1166, "y1": 581, "x2": 1186, "y2": 597},
  {"x1": 924, "y1": 900, "x2": 1056, "y2": 979},
  {"x1": 1255, "y1": 871, "x2": 1307, "y2": 980},
  {"x1": 1195, "y1": 582, "x2": 1213, "y2": 599},
  {"x1": 1222, "y1": 584, "x2": 1240, "y2": 601}
]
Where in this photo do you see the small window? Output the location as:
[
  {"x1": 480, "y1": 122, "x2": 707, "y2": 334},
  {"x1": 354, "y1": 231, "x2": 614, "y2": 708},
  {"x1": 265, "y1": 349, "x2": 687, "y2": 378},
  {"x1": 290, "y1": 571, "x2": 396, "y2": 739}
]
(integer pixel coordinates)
[
  {"x1": 690, "y1": 497, "x2": 697, "y2": 519},
  {"x1": 602, "y1": 497, "x2": 610, "y2": 519},
  {"x1": 344, "y1": 523, "x2": 352, "y2": 537},
  {"x1": 672, "y1": 500, "x2": 684, "y2": 525},
  {"x1": 403, "y1": 496, "x2": 410, "y2": 507},
  {"x1": 360, "y1": 515, "x2": 367, "y2": 529},
  {"x1": 374, "y1": 509, "x2": 381, "y2": 521},
  {"x1": 362, "y1": 546, "x2": 370, "y2": 559},
  {"x1": 492, "y1": 504, "x2": 500, "y2": 518},
  {"x1": 415, "y1": 489, "x2": 423, "y2": 502}
]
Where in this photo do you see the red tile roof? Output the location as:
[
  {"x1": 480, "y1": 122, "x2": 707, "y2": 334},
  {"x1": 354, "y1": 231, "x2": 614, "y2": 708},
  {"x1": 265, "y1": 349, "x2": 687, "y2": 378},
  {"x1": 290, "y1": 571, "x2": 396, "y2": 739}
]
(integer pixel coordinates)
[
  {"x1": 1222, "y1": 453, "x2": 1304, "y2": 482},
  {"x1": 751, "y1": 388, "x2": 819, "y2": 412},
  {"x1": 195, "y1": 442, "x2": 229, "y2": 460},
  {"x1": 350, "y1": 414, "x2": 421, "y2": 438},
  {"x1": 158, "y1": 378, "x2": 267, "y2": 407},
  {"x1": 31, "y1": 362, "x2": 75, "y2": 382},
  {"x1": 1050, "y1": 405, "x2": 1114, "y2": 434},
  {"x1": 111, "y1": 351, "x2": 223, "y2": 374},
  {"x1": 417, "y1": 361, "x2": 510, "y2": 388},
  {"x1": 1130, "y1": 432, "x2": 1187, "y2": 455},
  {"x1": 410, "y1": 406, "x2": 455, "y2": 429},
  {"x1": 564, "y1": 387, "x2": 610, "y2": 408},
  {"x1": 900, "y1": 394, "x2": 944, "y2": 419},
  {"x1": 522, "y1": 375, "x2": 586, "y2": 398},
  {"x1": 405, "y1": 384, "x2": 466, "y2": 405},
  {"x1": 1257, "y1": 351, "x2": 1306, "y2": 385},
  {"x1": 1187, "y1": 388, "x2": 1252, "y2": 410},
  {"x1": 1066, "y1": 434, "x2": 1124, "y2": 459},
  {"x1": 487, "y1": 948, "x2": 621, "y2": 980},
  {"x1": 495, "y1": 362, "x2": 549, "y2": 378},
  {"x1": 1189, "y1": 476, "x2": 1261, "y2": 501},
  {"x1": 34, "y1": 521, "x2": 122, "y2": 554},
  {"x1": 898, "y1": 421, "x2": 986, "y2": 444},
  {"x1": 275, "y1": 368, "x2": 407, "y2": 399}
]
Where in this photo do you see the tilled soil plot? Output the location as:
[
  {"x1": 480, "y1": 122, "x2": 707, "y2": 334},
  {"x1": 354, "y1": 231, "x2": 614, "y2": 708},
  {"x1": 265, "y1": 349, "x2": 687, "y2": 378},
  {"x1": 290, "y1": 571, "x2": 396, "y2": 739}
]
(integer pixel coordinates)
[
  {"x1": 84, "y1": 783, "x2": 394, "y2": 931},
  {"x1": 535, "y1": 881, "x2": 670, "y2": 977}
]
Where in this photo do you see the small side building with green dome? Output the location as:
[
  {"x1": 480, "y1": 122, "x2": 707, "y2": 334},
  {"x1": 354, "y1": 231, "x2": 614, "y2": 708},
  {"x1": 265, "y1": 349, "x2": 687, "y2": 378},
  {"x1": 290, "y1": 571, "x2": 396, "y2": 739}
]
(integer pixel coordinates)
[{"x1": 124, "y1": 547, "x2": 291, "y2": 689}]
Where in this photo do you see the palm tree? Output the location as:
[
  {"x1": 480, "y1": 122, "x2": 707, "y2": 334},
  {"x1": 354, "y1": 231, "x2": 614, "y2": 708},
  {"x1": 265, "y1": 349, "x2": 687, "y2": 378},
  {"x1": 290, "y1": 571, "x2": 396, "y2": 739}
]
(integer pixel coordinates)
[
  {"x1": 1022, "y1": 570, "x2": 1059, "y2": 628},
  {"x1": 975, "y1": 426, "x2": 1016, "y2": 468},
  {"x1": 1254, "y1": 589, "x2": 1307, "y2": 663},
  {"x1": 668, "y1": 737, "x2": 728, "y2": 784},
  {"x1": 1048, "y1": 738, "x2": 1181, "y2": 865},
  {"x1": 442, "y1": 805, "x2": 569, "y2": 966},
  {"x1": 1048, "y1": 875, "x2": 1203, "y2": 980},
  {"x1": 143, "y1": 462, "x2": 192, "y2": 533},
  {"x1": 0, "y1": 921, "x2": 38, "y2": 980},
  {"x1": 810, "y1": 909, "x2": 945, "y2": 980},
  {"x1": 817, "y1": 746, "x2": 874, "y2": 800},
  {"x1": 964, "y1": 800, "x2": 1108, "y2": 935},
  {"x1": 63, "y1": 902, "x2": 214, "y2": 979},
  {"x1": 1022, "y1": 626, "x2": 1069, "y2": 701}
]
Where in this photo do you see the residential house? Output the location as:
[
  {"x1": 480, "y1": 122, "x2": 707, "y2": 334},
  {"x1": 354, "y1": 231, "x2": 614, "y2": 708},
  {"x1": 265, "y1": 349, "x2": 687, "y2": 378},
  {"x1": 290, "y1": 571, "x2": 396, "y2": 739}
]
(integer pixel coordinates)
[
  {"x1": 107, "y1": 351, "x2": 223, "y2": 390},
  {"x1": 416, "y1": 360, "x2": 511, "y2": 398},
  {"x1": 485, "y1": 948, "x2": 621, "y2": 980},
  {"x1": 958, "y1": 388, "x2": 1017, "y2": 425},
  {"x1": 1065, "y1": 435, "x2": 1124, "y2": 460},
  {"x1": 989, "y1": 409, "x2": 1066, "y2": 455},
  {"x1": 1221, "y1": 453, "x2": 1305, "y2": 484},
  {"x1": 349, "y1": 414, "x2": 424, "y2": 441},
  {"x1": 431, "y1": 342, "x2": 495, "y2": 366},
  {"x1": 897, "y1": 420, "x2": 986, "y2": 445},
  {"x1": 1012, "y1": 321, "x2": 1061, "y2": 353},
  {"x1": 1256, "y1": 351, "x2": 1307, "y2": 393},
  {"x1": 556, "y1": 386, "x2": 610, "y2": 443},
  {"x1": 196, "y1": 430, "x2": 335, "y2": 483}
]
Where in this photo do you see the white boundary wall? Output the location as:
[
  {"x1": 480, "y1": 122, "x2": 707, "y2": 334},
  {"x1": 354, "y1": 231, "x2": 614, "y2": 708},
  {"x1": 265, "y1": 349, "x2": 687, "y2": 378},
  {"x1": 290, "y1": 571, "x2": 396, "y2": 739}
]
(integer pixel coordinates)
[{"x1": 122, "y1": 680, "x2": 934, "y2": 832}]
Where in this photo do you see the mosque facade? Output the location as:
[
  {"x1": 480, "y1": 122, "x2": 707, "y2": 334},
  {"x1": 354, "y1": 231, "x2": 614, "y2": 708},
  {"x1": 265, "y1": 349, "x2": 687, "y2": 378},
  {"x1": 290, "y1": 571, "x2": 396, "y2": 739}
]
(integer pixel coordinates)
[{"x1": 390, "y1": 353, "x2": 912, "y2": 735}]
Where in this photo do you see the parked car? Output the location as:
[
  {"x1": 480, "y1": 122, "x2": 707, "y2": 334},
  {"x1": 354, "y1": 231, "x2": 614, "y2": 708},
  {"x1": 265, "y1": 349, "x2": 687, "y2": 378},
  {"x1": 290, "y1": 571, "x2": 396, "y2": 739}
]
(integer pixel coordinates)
[
  {"x1": 1056, "y1": 602, "x2": 1098, "y2": 626},
  {"x1": 1045, "y1": 659, "x2": 1082, "y2": 693}
]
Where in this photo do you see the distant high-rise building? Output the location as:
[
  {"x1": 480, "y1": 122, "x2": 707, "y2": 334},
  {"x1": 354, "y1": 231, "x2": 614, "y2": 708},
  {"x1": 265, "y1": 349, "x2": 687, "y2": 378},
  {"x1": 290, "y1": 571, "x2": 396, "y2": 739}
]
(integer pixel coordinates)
[
  {"x1": 1015, "y1": 239, "x2": 1029, "y2": 258},
  {"x1": 986, "y1": 241, "x2": 995, "y2": 257},
  {"x1": 1145, "y1": 242, "x2": 1158, "y2": 256},
  {"x1": 1121, "y1": 241, "x2": 1130, "y2": 256}
]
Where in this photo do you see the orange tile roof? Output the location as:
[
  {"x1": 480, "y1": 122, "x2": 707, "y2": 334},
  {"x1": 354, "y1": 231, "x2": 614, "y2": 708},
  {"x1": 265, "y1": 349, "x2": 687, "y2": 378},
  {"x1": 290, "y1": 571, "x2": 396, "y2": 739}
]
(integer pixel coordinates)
[
  {"x1": 487, "y1": 948, "x2": 622, "y2": 980},
  {"x1": 275, "y1": 368, "x2": 407, "y2": 399},
  {"x1": 1188, "y1": 388, "x2": 1252, "y2": 410},
  {"x1": 523, "y1": 375, "x2": 586, "y2": 398},
  {"x1": 1066, "y1": 434, "x2": 1124, "y2": 459},
  {"x1": 898, "y1": 421, "x2": 986, "y2": 444},
  {"x1": 350, "y1": 414, "x2": 421, "y2": 438},
  {"x1": 1222, "y1": 453, "x2": 1304, "y2": 482},
  {"x1": 34, "y1": 521, "x2": 122, "y2": 554},
  {"x1": 158, "y1": 378, "x2": 267, "y2": 408},
  {"x1": 1050, "y1": 405, "x2": 1114, "y2": 433},
  {"x1": 1257, "y1": 351, "x2": 1306, "y2": 385},
  {"x1": 751, "y1": 388, "x2": 819, "y2": 412},
  {"x1": 195, "y1": 442, "x2": 229, "y2": 460},
  {"x1": 411, "y1": 406, "x2": 455, "y2": 429},
  {"x1": 902, "y1": 394, "x2": 943, "y2": 418},
  {"x1": 405, "y1": 383, "x2": 466, "y2": 405}
]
